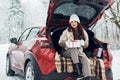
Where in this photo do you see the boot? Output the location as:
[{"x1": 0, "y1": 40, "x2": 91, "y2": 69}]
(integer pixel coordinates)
[
  {"x1": 74, "y1": 63, "x2": 83, "y2": 80},
  {"x1": 75, "y1": 63, "x2": 81, "y2": 76},
  {"x1": 84, "y1": 76, "x2": 91, "y2": 80}
]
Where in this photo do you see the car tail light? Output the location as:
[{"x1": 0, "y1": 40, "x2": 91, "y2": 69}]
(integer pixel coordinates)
[
  {"x1": 103, "y1": 43, "x2": 113, "y2": 69},
  {"x1": 106, "y1": 44, "x2": 113, "y2": 61},
  {"x1": 40, "y1": 40, "x2": 49, "y2": 48}
]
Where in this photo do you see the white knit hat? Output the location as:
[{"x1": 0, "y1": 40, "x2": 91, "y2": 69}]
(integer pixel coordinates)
[{"x1": 69, "y1": 14, "x2": 80, "y2": 23}]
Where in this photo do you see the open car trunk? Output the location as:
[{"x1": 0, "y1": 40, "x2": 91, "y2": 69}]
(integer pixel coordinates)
[
  {"x1": 46, "y1": 0, "x2": 114, "y2": 79},
  {"x1": 47, "y1": 0, "x2": 114, "y2": 29},
  {"x1": 49, "y1": 26, "x2": 113, "y2": 79},
  {"x1": 50, "y1": 26, "x2": 101, "y2": 57}
]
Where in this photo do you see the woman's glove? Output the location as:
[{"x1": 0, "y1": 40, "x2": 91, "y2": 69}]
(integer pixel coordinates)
[{"x1": 80, "y1": 39, "x2": 85, "y2": 46}]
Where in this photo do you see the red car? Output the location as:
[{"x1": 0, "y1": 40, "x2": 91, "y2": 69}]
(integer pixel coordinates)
[{"x1": 6, "y1": 0, "x2": 114, "y2": 80}]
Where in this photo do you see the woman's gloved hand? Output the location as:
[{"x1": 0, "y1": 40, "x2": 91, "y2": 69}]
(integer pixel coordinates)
[
  {"x1": 65, "y1": 40, "x2": 85, "y2": 48},
  {"x1": 80, "y1": 39, "x2": 85, "y2": 46}
]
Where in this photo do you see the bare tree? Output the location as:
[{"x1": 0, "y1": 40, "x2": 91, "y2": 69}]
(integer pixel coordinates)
[
  {"x1": 92, "y1": 0, "x2": 120, "y2": 49},
  {"x1": 104, "y1": 0, "x2": 120, "y2": 29}
]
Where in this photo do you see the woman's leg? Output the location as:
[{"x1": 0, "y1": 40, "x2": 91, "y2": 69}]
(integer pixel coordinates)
[
  {"x1": 61, "y1": 49, "x2": 71, "y2": 58},
  {"x1": 62, "y1": 48, "x2": 91, "y2": 79},
  {"x1": 61, "y1": 48, "x2": 80, "y2": 62},
  {"x1": 62, "y1": 48, "x2": 80, "y2": 63},
  {"x1": 62, "y1": 48, "x2": 82, "y2": 79},
  {"x1": 79, "y1": 54, "x2": 91, "y2": 77},
  {"x1": 68, "y1": 48, "x2": 80, "y2": 64}
]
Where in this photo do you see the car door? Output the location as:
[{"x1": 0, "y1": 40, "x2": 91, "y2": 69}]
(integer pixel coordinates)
[
  {"x1": 11, "y1": 27, "x2": 41, "y2": 70},
  {"x1": 10, "y1": 28, "x2": 32, "y2": 70}
]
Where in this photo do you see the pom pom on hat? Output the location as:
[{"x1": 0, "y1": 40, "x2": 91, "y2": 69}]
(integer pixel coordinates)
[{"x1": 69, "y1": 14, "x2": 80, "y2": 23}]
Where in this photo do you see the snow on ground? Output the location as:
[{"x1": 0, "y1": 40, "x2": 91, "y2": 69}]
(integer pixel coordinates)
[
  {"x1": 0, "y1": 44, "x2": 120, "y2": 80},
  {"x1": 111, "y1": 50, "x2": 120, "y2": 80}
]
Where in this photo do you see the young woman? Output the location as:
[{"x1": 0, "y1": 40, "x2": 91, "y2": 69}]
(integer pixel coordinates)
[{"x1": 59, "y1": 14, "x2": 91, "y2": 80}]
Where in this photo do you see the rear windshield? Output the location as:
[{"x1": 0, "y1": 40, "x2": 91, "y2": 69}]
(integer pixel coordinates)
[{"x1": 53, "y1": 3, "x2": 96, "y2": 25}]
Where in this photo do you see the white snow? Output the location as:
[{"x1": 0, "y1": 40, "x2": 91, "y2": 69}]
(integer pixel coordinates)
[
  {"x1": 111, "y1": 50, "x2": 120, "y2": 80},
  {"x1": 0, "y1": 44, "x2": 120, "y2": 80}
]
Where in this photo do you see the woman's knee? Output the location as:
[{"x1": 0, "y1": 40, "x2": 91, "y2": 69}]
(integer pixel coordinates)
[{"x1": 61, "y1": 50, "x2": 71, "y2": 58}]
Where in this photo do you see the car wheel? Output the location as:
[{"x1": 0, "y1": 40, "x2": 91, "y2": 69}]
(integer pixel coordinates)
[
  {"x1": 106, "y1": 69, "x2": 113, "y2": 80},
  {"x1": 6, "y1": 55, "x2": 15, "y2": 76},
  {"x1": 25, "y1": 61, "x2": 40, "y2": 80}
]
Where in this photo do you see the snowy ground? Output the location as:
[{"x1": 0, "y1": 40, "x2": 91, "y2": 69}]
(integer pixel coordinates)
[
  {"x1": 0, "y1": 44, "x2": 120, "y2": 80},
  {"x1": 111, "y1": 50, "x2": 120, "y2": 80}
]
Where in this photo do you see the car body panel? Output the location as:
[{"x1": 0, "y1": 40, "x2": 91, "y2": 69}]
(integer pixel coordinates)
[
  {"x1": 9, "y1": 39, "x2": 36, "y2": 70},
  {"x1": 103, "y1": 48, "x2": 113, "y2": 69},
  {"x1": 9, "y1": 34, "x2": 56, "y2": 74},
  {"x1": 93, "y1": 38, "x2": 113, "y2": 69},
  {"x1": 30, "y1": 39, "x2": 56, "y2": 74}
]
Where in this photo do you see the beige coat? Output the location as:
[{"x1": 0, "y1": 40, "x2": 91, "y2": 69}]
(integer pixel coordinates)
[{"x1": 59, "y1": 28, "x2": 89, "y2": 56}]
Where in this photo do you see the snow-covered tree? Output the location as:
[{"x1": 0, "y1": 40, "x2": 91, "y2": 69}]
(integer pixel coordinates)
[
  {"x1": 7, "y1": 0, "x2": 24, "y2": 39},
  {"x1": 92, "y1": 0, "x2": 120, "y2": 49}
]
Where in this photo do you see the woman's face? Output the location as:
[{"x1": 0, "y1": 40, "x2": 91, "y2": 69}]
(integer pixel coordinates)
[{"x1": 70, "y1": 21, "x2": 78, "y2": 28}]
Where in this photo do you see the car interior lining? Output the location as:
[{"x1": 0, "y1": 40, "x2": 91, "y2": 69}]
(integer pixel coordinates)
[
  {"x1": 52, "y1": 2, "x2": 101, "y2": 26},
  {"x1": 53, "y1": 14, "x2": 90, "y2": 25}
]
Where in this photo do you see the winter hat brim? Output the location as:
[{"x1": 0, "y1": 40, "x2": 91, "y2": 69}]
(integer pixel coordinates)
[{"x1": 69, "y1": 14, "x2": 80, "y2": 23}]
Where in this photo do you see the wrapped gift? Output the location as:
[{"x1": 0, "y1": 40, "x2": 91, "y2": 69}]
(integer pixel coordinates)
[{"x1": 65, "y1": 40, "x2": 84, "y2": 48}]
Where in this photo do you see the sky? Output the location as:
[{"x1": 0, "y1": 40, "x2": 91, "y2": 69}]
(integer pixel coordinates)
[{"x1": 21, "y1": 0, "x2": 49, "y2": 27}]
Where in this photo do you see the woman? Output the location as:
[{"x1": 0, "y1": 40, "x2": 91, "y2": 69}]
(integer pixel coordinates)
[{"x1": 59, "y1": 14, "x2": 91, "y2": 80}]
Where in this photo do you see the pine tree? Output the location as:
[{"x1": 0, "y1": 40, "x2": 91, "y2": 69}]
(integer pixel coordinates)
[{"x1": 7, "y1": 0, "x2": 24, "y2": 39}]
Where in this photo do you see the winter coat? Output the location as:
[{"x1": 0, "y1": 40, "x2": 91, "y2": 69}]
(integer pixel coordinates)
[{"x1": 59, "y1": 28, "x2": 89, "y2": 56}]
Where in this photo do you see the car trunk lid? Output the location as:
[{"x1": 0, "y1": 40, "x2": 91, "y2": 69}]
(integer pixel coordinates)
[{"x1": 47, "y1": 0, "x2": 114, "y2": 29}]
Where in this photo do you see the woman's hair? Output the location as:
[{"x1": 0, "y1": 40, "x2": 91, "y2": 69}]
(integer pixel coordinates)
[{"x1": 68, "y1": 22, "x2": 85, "y2": 40}]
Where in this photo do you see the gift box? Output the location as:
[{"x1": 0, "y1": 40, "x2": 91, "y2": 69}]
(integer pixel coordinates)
[{"x1": 65, "y1": 40, "x2": 84, "y2": 48}]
